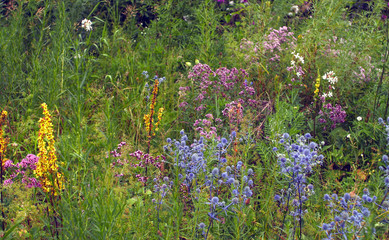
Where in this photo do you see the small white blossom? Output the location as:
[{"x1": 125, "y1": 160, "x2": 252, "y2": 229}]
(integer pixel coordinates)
[
  {"x1": 291, "y1": 5, "x2": 299, "y2": 14},
  {"x1": 292, "y1": 51, "x2": 304, "y2": 64},
  {"x1": 357, "y1": 116, "x2": 362, "y2": 121},
  {"x1": 229, "y1": 1, "x2": 234, "y2": 5},
  {"x1": 81, "y1": 19, "x2": 93, "y2": 31}
]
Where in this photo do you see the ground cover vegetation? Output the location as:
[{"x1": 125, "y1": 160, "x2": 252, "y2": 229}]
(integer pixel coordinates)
[{"x1": 2, "y1": 0, "x2": 389, "y2": 239}]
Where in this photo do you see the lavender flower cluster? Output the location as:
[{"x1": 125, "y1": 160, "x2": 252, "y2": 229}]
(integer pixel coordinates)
[
  {"x1": 321, "y1": 190, "x2": 376, "y2": 240},
  {"x1": 4, "y1": 154, "x2": 42, "y2": 188},
  {"x1": 181, "y1": 64, "x2": 256, "y2": 112},
  {"x1": 263, "y1": 26, "x2": 297, "y2": 62},
  {"x1": 319, "y1": 103, "x2": 347, "y2": 130},
  {"x1": 109, "y1": 141, "x2": 165, "y2": 182},
  {"x1": 163, "y1": 130, "x2": 254, "y2": 238},
  {"x1": 274, "y1": 133, "x2": 323, "y2": 221}
]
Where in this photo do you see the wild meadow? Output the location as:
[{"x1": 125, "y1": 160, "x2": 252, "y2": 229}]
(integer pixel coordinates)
[{"x1": 2, "y1": 0, "x2": 389, "y2": 239}]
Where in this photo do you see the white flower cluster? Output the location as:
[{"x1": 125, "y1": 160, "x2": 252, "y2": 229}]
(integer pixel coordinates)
[
  {"x1": 322, "y1": 71, "x2": 338, "y2": 85},
  {"x1": 292, "y1": 51, "x2": 304, "y2": 64},
  {"x1": 321, "y1": 71, "x2": 338, "y2": 99},
  {"x1": 81, "y1": 19, "x2": 93, "y2": 31}
]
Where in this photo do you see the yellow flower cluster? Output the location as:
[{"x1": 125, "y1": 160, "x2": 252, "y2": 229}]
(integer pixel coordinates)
[
  {"x1": 35, "y1": 103, "x2": 63, "y2": 195},
  {"x1": 144, "y1": 80, "x2": 160, "y2": 139},
  {"x1": 314, "y1": 72, "x2": 321, "y2": 98},
  {"x1": 154, "y1": 107, "x2": 164, "y2": 133},
  {"x1": 0, "y1": 110, "x2": 8, "y2": 166}
]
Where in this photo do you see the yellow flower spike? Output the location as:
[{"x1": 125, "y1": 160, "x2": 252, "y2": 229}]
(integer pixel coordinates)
[
  {"x1": 0, "y1": 110, "x2": 8, "y2": 166},
  {"x1": 314, "y1": 71, "x2": 321, "y2": 98},
  {"x1": 35, "y1": 103, "x2": 63, "y2": 195}
]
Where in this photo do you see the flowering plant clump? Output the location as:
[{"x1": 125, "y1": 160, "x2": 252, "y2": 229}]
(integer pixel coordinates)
[
  {"x1": 263, "y1": 26, "x2": 297, "y2": 62},
  {"x1": 273, "y1": 133, "x2": 324, "y2": 237},
  {"x1": 109, "y1": 141, "x2": 165, "y2": 184},
  {"x1": 321, "y1": 190, "x2": 376, "y2": 240},
  {"x1": 239, "y1": 26, "x2": 297, "y2": 65},
  {"x1": 182, "y1": 64, "x2": 256, "y2": 113},
  {"x1": 321, "y1": 71, "x2": 338, "y2": 100},
  {"x1": 143, "y1": 72, "x2": 165, "y2": 151},
  {"x1": 3, "y1": 154, "x2": 41, "y2": 188},
  {"x1": 163, "y1": 130, "x2": 254, "y2": 238},
  {"x1": 193, "y1": 113, "x2": 223, "y2": 140},
  {"x1": 129, "y1": 150, "x2": 165, "y2": 183},
  {"x1": 318, "y1": 103, "x2": 347, "y2": 130},
  {"x1": 286, "y1": 51, "x2": 305, "y2": 82},
  {"x1": 180, "y1": 64, "x2": 257, "y2": 135},
  {"x1": 34, "y1": 103, "x2": 63, "y2": 195}
]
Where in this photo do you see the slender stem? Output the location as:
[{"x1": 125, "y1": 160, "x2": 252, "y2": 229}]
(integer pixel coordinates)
[
  {"x1": 278, "y1": 180, "x2": 292, "y2": 240},
  {"x1": 298, "y1": 182, "x2": 302, "y2": 239},
  {"x1": 204, "y1": 219, "x2": 213, "y2": 240}
]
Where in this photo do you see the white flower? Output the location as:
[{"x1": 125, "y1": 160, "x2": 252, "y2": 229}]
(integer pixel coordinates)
[
  {"x1": 292, "y1": 52, "x2": 304, "y2": 64},
  {"x1": 291, "y1": 5, "x2": 299, "y2": 14},
  {"x1": 347, "y1": 134, "x2": 351, "y2": 139},
  {"x1": 229, "y1": 1, "x2": 234, "y2": 5},
  {"x1": 327, "y1": 91, "x2": 333, "y2": 98},
  {"x1": 357, "y1": 116, "x2": 362, "y2": 121},
  {"x1": 288, "y1": 12, "x2": 294, "y2": 17},
  {"x1": 81, "y1": 19, "x2": 93, "y2": 31},
  {"x1": 322, "y1": 93, "x2": 328, "y2": 98}
]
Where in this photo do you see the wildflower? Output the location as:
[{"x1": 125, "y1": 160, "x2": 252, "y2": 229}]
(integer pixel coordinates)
[
  {"x1": 81, "y1": 19, "x2": 93, "y2": 31},
  {"x1": 0, "y1": 110, "x2": 8, "y2": 166},
  {"x1": 34, "y1": 103, "x2": 63, "y2": 195},
  {"x1": 154, "y1": 108, "x2": 164, "y2": 133},
  {"x1": 185, "y1": 62, "x2": 192, "y2": 67},
  {"x1": 144, "y1": 77, "x2": 164, "y2": 143},
  {"x1": 357, "y1": 116, "x2": 362, "y2": 121},
  {"x1": 314, "y1": 72, "x2": 321, "y2": 98},
  {"x1": 291, "y1": 5, "x2": 299, "y2": 14}
]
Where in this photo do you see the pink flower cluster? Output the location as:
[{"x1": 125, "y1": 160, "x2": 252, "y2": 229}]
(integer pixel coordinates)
[
  {"x1": 263, "y1": 26, "x2": 296, "y2": 61},
  {"x1": 222, "y1": 100, "x2": 244, "y2": 124},
  {"x1": 110, "y1": 142, "x2": 128, "y2": 167},
  {"x1": 182, "y1": 63, "x2": 256, "y2": 112},
  {"x1": 129, "y1": 150, "x2": 165, "y2": 183},
  {"x1": 193, "y1": 114, "x2": 223, "y2": 139},
  {"x1": 319, "y1": 103, "x2": 347, "y2": 130},
  {"x1": 3, "y1": 154, "x2": 42, "y2": 188}
]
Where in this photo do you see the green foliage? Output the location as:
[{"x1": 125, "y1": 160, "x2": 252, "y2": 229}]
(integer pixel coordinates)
[{"x1": 2, "y1": 0, "x2": 389, "y2": 238}]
